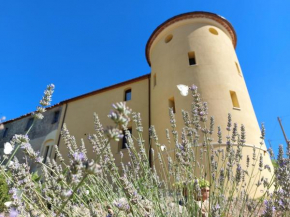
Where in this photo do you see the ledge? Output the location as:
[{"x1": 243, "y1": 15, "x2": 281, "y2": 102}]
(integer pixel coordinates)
[{"x1": 233, "y1": 107, "x2": 241, "y2": 111}]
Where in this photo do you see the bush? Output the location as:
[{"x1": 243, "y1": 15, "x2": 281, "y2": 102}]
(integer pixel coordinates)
[{"x1": 0, "y1": 84, "x2": 289, "y2": 216}]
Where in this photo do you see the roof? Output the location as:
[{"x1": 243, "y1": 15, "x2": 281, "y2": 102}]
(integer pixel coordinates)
[
  {"x1": 2, "y1": 74, "x2": 150, "y2": 124},
  {"x1": 145, "y1": 11, "x2": 237, "y2": 66}
]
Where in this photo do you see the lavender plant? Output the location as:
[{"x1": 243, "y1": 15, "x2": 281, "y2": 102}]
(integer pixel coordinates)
[{"x1": 0, "y1": 84, "x2": 289, "y2": 217}]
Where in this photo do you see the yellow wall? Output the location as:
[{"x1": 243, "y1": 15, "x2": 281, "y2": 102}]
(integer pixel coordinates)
[
  {"x1": 148, "y1": 16, "x2": 274, "y2": 197},
  {"x1": 58, "y1": 78, "x2": 150, "y2": 167}
]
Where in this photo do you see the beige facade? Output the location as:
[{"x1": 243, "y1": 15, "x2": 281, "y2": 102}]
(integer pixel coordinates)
[
  {"x1": 1, "y1": 11, "x2": 273, "y2": 197},
  {"x1": 147, "y1": 12, "x2": 274, "y2": 196},
  {"x1": 57, "y1": 76, "x2": 150, "y2": 166}
]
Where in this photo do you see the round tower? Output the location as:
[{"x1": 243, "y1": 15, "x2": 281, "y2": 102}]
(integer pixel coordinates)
[{"x1": 146, "y1": 12, "x2": 273, "y2": 196}]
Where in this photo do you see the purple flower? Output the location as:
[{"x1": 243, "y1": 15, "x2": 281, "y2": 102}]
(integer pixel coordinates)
[
  {"x1": 9, "y1": 188, "x2": 17, "y2": 195},
  {"x1": 9, "y1": 209, "x2": 18, "y2": 217},
  {"x1": 72, "y1": 152, "x2": 85, "y2": 162},
  {"x1": 20, "y1": 143, "x2": 31, "y2": 149},
  {"x1": 35, "y1": 156, "x2": 44, "y2": 163},
  {"x1": 190, "y1": 84, "x2": 198, "y2": 90},
  {"x1": 199, "y1": 111, "x2": 205, "y2": 116}
]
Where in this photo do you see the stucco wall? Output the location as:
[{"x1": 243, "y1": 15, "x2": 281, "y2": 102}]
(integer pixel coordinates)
[
  {"x1": 148, "y1": 16, "x2": 274, "y2": 197},
  {"x1": 57, "y1": 78, "x2": 150, "y2": 167},
  {"x1": 0, "y1": 106, "x2": 63, "y2": 170}
]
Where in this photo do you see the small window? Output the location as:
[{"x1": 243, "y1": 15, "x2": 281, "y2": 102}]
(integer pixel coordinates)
[
  {"x1": 122, "y1": 128, "x2": 132, "y2": 149},
  {"x1": 188, "y1": 52, "x2": 196, "y2": 65},
  {"x1": 153, "y1": 74, "x2": 157, "y2": 87},
  {"x1": 52, "y1": 111, "x2": 60, "y2": 124},
  {"x1": 25, "y1": 118, "x2": 34, "y2": 131},
  {"x1": 235, "y1": 62, "x2": 242, "y2": 76},
  {"x1": 3, "y1": 128, "x2": 8, "y2": 138},
  {"x1": 43, "y1": 146, "x2": 50, "y2": 163},
  {"x1": 125, "y1": 89, "x2": 131, "y2": 101},
  {"x1": 230, "y1": 91, "x2": 240, "y2": 108},
  {"x1": 209, "y1": 28, "x2": 218, "y2": 35},
  {"x1": 169, "y1": 97, "x2": 176, "y2": 113},
  {"x1": 165, "y1": 34, "x2": 173, "y2": 43}
]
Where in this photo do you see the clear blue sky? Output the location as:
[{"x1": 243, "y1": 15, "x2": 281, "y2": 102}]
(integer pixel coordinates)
[{"x1": 1, "y1": 0, "x2": 289, "y2": 155}]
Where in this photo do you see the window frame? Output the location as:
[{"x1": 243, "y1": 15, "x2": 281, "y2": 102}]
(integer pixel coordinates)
[
  {"x1": 2, "y1": 128, "x2": 8, "y2": 138},
  {"x1": 124, "y1": 89, "x2": 132, "y2": 101},
  {"x1": 188, "y1": 51, "x2": 196, "y2": 66},
  {"x1": 52, "y1": 111, "x2": 60, "y2": 124},
  {"x1": 25, "y1": 118, "x2": 34, "y2": 131},
  {"x1": 169, "y1": 97, "x2": 176, "y2": 113},
  {"x1": 43, "y1": 145, "x2": 50, "y2": 163},
  {"x1": 230, "y1": 90, "x2": 240, "y2": 109},
  {"x1": 121, "y1": 128, "x2": 132, "y2": 149}
]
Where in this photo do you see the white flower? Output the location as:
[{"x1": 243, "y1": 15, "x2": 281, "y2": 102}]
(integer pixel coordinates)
[
  {"x1": 161, "y1": 145, "x2": 166, "y2": 151},
  {"x1": 85, "y1": 190, "x2": 90, "y2": 195},
  {"x1": 33, "y1": 112, "x2": 44, "y2": 120},
  {"x1": 4, "y1": 142, "x2": 13, "y2": 155},
  {"x1": 4, "y1": 201, "x2": 12, "y2": 207},
  {"x1": 177, "y1": 84, "x2": 189, "y2": 96}
]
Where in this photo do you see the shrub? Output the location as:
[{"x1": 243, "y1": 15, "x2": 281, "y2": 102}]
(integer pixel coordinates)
[{"x1": 0, "y1": 84, "x2": 289, "y2": 216}]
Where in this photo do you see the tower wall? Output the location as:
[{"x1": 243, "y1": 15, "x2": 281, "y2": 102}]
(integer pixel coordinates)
[{"x1": 147, "y1": 13, "x2": 273, "y2": 197}]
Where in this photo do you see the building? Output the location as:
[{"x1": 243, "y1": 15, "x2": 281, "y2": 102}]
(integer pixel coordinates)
[{"x1": 0, "y1": 11, "x2": 273, "y2": 196}]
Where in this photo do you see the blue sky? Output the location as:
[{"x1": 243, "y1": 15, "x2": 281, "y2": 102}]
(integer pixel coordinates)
[{"x1": 1, "y1": 0, "x2": 289, "y2": 155}]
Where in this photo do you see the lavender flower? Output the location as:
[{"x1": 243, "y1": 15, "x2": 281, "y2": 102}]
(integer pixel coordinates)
[
  {"x1": 61, "y1": 189, "x2": 73, "y2": 199},
  {"x1": 9, "y1": 209, "x2": 18, "y2": 217},
  {"x1": 113, "y1": 197, "x2": 130, "y2": 212},
  {"x1": 39, "y1": 84, "x2": 55, "y2": 106},
  {"x1": 72, "y1": 152, "x2": 86, "y2": 162},
  {"x1": 104, "y1": 127, "x2": 123, "y2": 141},
  {"x1": 262, "y1": 200, "x2": 275, "y2": 217},
  {"x1": 108, "y1": 102, "x2": 132, "y2": 127}
]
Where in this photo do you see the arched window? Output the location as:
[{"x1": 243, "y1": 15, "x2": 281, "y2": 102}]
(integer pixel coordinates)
[{"x1": 42, "y1": 140, "x2": 54, "y2": 163}]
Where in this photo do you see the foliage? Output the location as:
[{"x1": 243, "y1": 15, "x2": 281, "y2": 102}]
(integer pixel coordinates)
[
  {"x1": 0, "y1": 84, "x2": 289, "y2": 216},
  {"x1": 0, "y1": 172, "x2": 11, "y2": 212}
]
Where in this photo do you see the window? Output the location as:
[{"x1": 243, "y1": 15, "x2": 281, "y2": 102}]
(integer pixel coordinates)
[
  {"x1": 153, "y1": 74, "x2": 157, "y2": 87},
  {"x1": 125, "y1": 89, "x2": 131, "y2": 101},
  {"x1": 209, "y1": 28, "x2": 218, "y2": 35},
  {"x1": 165, "y1": 34, "x2": 173, "y2": 43},
  {"x1": 169, "y1": 97, "x2": 176, "y2": 113},
  {"x1": 43, "y1": 146, "x2": 50, "y2": 163},
  {"x1": 25, "y1": 118, "x2": 34, "y2": 131},
  {"x1": 188, "y1": 51, "x2": 196, "y2": 65},
  {"x1": 230, "y1": 91, "x2": 240, "y2": 108},
  {"x1": 3, "y1": 128, "x2": 8, "y2": 138},
  {"x1": 52, "y1": 111, "x2": 60, "y2": 124},
  {"x1": 235, "y1": 62, "x2": 242, "y2": 76},
  {"x1": 122, "y1": 128, "x2": 132, "y2": 149}
]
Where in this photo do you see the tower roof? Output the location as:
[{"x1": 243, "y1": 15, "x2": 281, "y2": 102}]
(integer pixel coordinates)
[{"x1": 145, "y1": 11, "x2": 237, "y2": 66}]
